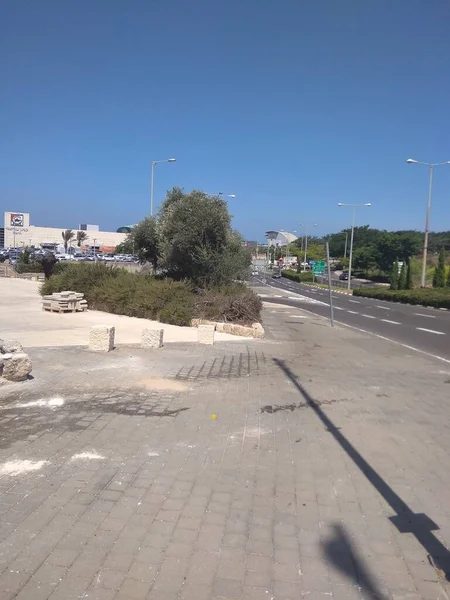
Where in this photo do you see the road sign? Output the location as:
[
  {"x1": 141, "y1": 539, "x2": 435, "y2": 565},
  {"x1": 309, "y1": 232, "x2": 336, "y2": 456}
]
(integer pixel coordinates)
[{"x1": 312, "y1": 260, "x2": 326, "y2": 275}]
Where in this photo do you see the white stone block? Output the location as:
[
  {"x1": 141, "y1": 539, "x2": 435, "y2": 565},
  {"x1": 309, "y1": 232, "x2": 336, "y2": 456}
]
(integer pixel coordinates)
[
  {"x1": 89, "y1": 326, "x2": 115, "y2": 352},
  {"x1": 141, "y1": 328, "x2": 164, "y2": 349},
  {"x1": 198, "y1": 324, "x2": 215, "y2": 345}
]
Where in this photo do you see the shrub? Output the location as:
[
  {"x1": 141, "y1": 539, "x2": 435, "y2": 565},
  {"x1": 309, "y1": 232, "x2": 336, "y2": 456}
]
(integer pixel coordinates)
[
  {"x1": 38, "y1": 262, "x2": 261, "y2": 327},
  {"x1": 40, "y1": 263, "x2": 195, "y2": 326},
  {"x1": 15, "y1": 260, "x2": 43, "y2": 274},
  {"x1": 282, "y1": 269, "x2": 313, "y2": 283},
  {"x1": 353, "y1": 287, "x2": 450, "y2": 309},
  {"x1": 40, "y1": 263, "x2": 122, "y2": 300},
  {"x1": 194, "y1": 284, "x2": 262, "y2": 325}
]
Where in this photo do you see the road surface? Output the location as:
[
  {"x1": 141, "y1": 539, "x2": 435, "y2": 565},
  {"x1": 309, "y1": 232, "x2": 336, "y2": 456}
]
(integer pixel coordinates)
[{"x1": 253, "y1": 275, "x2": 450, "y2": 362}]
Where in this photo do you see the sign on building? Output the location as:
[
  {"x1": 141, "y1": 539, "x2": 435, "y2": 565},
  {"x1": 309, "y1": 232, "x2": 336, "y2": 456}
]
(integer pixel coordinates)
[{"x1": 10, "y1": 213, "x2": 24, "y2": 227}]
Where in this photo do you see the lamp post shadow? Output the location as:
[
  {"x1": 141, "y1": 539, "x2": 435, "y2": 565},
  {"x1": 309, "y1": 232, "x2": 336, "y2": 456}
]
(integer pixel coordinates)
[{"x1": 273, "y1": 358, "x2": 450, "y2": 583}]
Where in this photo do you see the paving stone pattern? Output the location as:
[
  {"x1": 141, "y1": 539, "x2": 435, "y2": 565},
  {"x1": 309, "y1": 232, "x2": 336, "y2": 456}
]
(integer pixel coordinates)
[{"x1": 0, "y1": 305, "x2": 450, "y2": 599}]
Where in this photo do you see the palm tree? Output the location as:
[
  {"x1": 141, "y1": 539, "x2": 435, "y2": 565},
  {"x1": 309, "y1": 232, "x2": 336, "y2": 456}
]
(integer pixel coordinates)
[
  {"x1": 76, "y1": 231, "x2": 88, "y2": 247},
  {"x1": 61, "y1": 229, "x2": 75, "y2": 253}
]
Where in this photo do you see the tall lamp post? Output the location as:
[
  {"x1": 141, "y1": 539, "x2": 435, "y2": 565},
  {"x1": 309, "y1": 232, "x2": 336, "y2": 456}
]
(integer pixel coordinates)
[
  {"x1": 298, "y1": 223, "x2": 318, "y2": 272},
  {"x1": 406, "y1": 158, "x2": 450, "y2": 287},
  {"x1": 338, "y1": 203, "x2": 371, "y2": 290},
  {"x1": 150, "y1": 158, "x2": 176, "y2": 217}
]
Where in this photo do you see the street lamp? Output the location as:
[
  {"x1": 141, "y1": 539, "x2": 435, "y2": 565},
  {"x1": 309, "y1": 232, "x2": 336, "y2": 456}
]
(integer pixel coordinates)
[
  {"x1": 337, "y1": 203, "x2": 371, "y2": 290},
  {"x1": 406, "y1": 158, "x2": 450, "y2": 287},
  {"x1": 150, "y1": 158, "x2": 176, "y2": 217},
  {"x1": 298, "y1": 223, "x2": 318, "y2": 272}
]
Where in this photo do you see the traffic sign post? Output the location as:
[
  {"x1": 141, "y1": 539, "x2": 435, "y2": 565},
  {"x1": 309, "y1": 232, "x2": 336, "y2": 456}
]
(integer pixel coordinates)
[{"x1": 312, "y1": 260, "x2": 326, "y2": 281}]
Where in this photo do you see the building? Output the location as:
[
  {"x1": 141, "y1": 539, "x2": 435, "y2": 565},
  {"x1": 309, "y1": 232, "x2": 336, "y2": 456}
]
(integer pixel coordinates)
[
  {"x1": 265, "y1": 230, "x2": 298, "y2": 246},
  {"x1": 1, "y1": 212, "x2": 127, "y2": 253}
]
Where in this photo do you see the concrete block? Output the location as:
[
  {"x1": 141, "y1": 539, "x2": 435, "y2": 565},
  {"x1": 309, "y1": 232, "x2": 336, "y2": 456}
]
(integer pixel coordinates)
[
  {"x1": 141, "y1": 328, "x2": 164, "y2": 349},
  {"x1": 89, "y1": 325, "x2": 115, "y2": 352},
  {"x1": 198, "y1": 324, "x2": 215, "y2": 345}
]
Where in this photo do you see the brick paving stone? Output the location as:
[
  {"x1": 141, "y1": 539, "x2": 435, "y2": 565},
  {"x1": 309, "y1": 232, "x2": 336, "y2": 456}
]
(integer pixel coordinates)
[{"x1": 1, "y1": 303, "x2": 450, "y2": 599}]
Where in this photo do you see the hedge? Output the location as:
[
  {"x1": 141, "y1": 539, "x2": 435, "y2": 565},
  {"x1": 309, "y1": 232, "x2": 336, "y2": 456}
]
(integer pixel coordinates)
[
  {"x1": 40, "y1": 263, "x2": 261, "y2": 326},
  {"x1": 281, "y1": 270, "x2": 314, "y2": 283},
  {"x1": 353, "y1": 287, "x2": 450, "y2": 309}
]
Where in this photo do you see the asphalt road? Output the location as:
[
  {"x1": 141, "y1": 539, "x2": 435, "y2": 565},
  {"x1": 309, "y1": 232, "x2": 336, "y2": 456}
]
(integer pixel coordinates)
[{"x1": 253, "y1": 275, "x2": 450, "y2": 362}]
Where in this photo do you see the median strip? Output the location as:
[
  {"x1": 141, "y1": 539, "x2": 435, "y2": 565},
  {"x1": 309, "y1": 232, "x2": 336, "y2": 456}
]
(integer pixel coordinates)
[{"x1": 416, "y1": 327, "x2": 445, "y2": 335}]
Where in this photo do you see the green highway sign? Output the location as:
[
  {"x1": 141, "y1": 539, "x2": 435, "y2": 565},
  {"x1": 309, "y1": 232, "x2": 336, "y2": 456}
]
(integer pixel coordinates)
[{"x1": 312, "y1": 260, "x2": 326, "y2": 275}]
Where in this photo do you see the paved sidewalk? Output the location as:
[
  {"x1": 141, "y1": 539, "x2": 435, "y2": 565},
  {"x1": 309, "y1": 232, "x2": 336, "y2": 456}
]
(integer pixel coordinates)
[{"x1": 0, "y1": 302, "x2": 450, "y2": 599}]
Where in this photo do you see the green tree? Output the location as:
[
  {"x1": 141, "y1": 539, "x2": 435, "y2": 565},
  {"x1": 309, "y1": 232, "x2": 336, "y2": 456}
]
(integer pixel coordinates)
[
  {"x1": 61, "y1": 230, "x2": 75, "y2": 252},
  {"x1": 76, "y1": 231, "x2": 88, "y2": 247},
  {"x1": 398, "y1": 261, "x2": 407, "y2": 290},
  {"x1": 390, "y1": 258, "x2": 399, "y2": 290},
  {"x1": 129, "y1": 217, "x2": 159, "y2": 270},
  {"x1": 306, "y1": 243, "x2": 325, "y2": 261},
  {"x1": 159, "y1": 187, "x2": 250, "y2": 286},
  {"x1": 115, "y1": 239, "x2": 135, "y2": 255},
  {"x1": 406, "y1": 259, "x2": 413, "y2": 290},
  {"x1": 433, "y1": 247, "x2": 446, "y2": 288}
]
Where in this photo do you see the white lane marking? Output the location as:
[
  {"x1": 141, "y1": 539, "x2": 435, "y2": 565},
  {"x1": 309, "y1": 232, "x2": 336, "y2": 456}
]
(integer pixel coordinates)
[
  {"x1": 376, "y1": 305, "x2": 390, "y2": 310},
  {"x1": 414, "y1": 313, "x2": 436, "y2": 319},
  {"x1": 269, "y1": 302, "x2": 450, "y2": 365},
  {"x1": 381, "y1": 319, "x2": 401, "y2": 325},
  {"x1": 348, "y1": 300, "x2": 360, "y2": 304},
  {"x1": 416, "y1": 328, "x2": 446, "y2": 335},
  {"x1": 361, "y1": 314, "x2": 376, "y2": 319},
  {"x1": 347, "y1": 310, "x2": 358, "y2": 314},
  {"x1": 287, "y1": 296, "x2": 328, "y2": 305},
  {"x1": 336, "y1": 322, "x2": 450, "y2": 365}
]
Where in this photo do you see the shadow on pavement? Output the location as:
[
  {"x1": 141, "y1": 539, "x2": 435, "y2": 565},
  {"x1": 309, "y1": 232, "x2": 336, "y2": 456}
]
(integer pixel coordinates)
[
  {"x1": 323, "y1": 523, "x2": 388, "y2": 599},
  {"x1": 274, "y1": 358, "x2": 450, "y2": 582}
]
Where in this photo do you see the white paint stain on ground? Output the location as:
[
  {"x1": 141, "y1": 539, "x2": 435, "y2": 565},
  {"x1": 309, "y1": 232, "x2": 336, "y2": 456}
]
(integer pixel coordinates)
[
  {"x1": 70, "y1": 451, "x2": 105, "y2": 461},
  {"x1": 14, "y1": 397, "x2": 65, "y2": 409},
  {"x1": 0, "y1": 459, "x2": 48, "y2": 477}
]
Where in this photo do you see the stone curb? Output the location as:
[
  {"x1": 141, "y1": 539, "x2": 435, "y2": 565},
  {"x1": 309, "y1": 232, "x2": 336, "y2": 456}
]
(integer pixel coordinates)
[{"x1": 191, "y1": 319, "x2": 264, "y2": 339}]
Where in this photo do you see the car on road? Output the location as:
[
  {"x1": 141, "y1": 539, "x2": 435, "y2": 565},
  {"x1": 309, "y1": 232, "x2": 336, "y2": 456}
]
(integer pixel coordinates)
[{"x1": 339, "y1": 272, "x2": 349, "y2": 281}]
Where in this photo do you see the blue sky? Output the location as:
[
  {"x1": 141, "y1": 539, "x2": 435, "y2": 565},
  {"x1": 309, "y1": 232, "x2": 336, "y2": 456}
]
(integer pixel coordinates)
[{"x1": 1, "y1": 0, "x2": 450, "y2": 242}]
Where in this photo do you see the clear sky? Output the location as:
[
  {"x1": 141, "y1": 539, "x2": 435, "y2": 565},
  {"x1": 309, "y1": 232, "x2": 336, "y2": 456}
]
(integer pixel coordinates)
[{"x1": 1, "y1": 0, "x2": 450, "y2": 241}]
